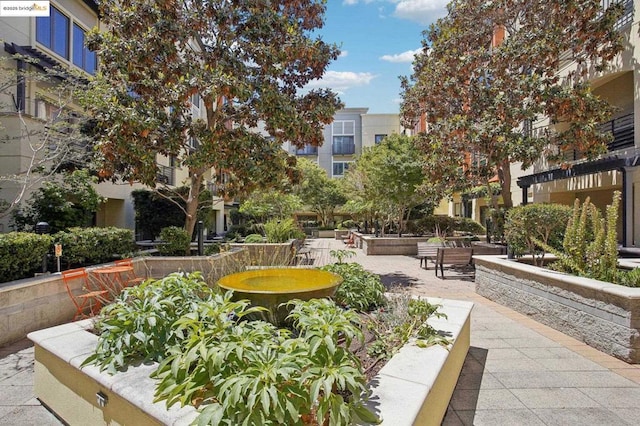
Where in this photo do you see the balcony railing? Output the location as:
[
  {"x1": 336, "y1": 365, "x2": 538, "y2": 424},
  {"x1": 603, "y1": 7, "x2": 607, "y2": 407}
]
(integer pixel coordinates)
[
  {"x1": 157, "y1": 165, "x2": 175, "y2": 186},
  {"x1": 295, "y1": 145, "x2": 318, "y2": 155},
  {"x1": 601, "y1": 0, "x2": 634, "y2": 30},
  {"x1": 599, "y1": 112, "x2": 634, "y2": 151}
]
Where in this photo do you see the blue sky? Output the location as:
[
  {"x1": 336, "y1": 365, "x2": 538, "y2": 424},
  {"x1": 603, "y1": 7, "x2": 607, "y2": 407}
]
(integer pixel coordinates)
[{"x1": 307, "y1": 0, "x2": 449, "y2": 114}]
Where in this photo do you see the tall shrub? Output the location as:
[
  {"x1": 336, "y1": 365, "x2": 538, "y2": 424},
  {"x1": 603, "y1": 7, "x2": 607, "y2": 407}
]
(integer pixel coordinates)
[
  {"x1": 0, "y1": 232, "x2": 51, "y2": 282},
  {"x1": 538, "y1": 192, "x2": 621, "y2": 282},
  {"x1": 158, "y1": 226, "x2": 191, "y2": 256},
  {"x1": 504, "y1": 203, "x2": 572, "y2": 266}
]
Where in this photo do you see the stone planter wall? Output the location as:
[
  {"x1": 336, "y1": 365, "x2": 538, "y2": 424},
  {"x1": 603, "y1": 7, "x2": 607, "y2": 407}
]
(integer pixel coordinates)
[
  {"x1": 0, "y1": 251, "x2": 245, "y2": 347},
  {"x1": 359, "y1": 235, "x2": 435, "y2": 256},
  {"x1": 474, "y1": 256, "x2": 640, "y2": 363},
  {"x1": 28, "y1": 298, "x2": 472, "y2": 426}
]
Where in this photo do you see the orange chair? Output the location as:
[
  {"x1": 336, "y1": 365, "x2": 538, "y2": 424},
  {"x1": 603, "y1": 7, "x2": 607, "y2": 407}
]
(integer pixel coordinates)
[
  {"x1": 62, "y1": 268, "x2": 109, "y2": 321},
  {"x1": 114, "y1": 258, "x2": 145, "y2": 287}
]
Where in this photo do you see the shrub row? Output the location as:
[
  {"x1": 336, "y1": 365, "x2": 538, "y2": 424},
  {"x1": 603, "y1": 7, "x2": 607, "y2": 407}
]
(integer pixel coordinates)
[
  {"x1": 0, "y1": 232, "x2": 52, "y2": 282},
  {"x1": 406, "y1": 215, "x2": 485, "y2": 236},
  {"x1": 0, "y1": 227, "x2": 135, "y2": 283}
]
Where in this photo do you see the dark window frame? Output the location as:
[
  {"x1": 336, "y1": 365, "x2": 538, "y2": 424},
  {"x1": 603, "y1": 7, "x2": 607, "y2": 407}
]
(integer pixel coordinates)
[{"x1": 36, "y1": 6, "x2": 70, "y2": 59}]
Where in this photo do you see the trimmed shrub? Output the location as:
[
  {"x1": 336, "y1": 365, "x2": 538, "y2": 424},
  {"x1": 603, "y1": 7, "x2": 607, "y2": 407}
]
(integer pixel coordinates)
[
  {"x1": 157, "y1": 226, "x2": 191, "y2": 256},
  {"x1": 504, "y1": 203, "x2": 572, "y2": 265},
  {"x1": 263, "y1": 218, "x2": 304, "y2": 243},
  {"x1": 54, "y1": 227, "x2": 135, "y2": 267},
  {"x1": 412, "y1": 215, "x2": 485, "y2": 236},
  {"x1": 0, "y1": 232, "x2": 52, "y2": 282},
  {"x1": 243, "y1": 233, "x2": 264, "y2": 243}
]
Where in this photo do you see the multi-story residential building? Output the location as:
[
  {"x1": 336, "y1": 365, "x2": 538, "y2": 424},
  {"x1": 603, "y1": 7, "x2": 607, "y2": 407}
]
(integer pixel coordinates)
[
  {"x1": 282, "y1": 108, "x2": 404, "y2": 179},
  {"x1": 0, "y1": 0, "x2": 226, "y2": 237},
  {"x1": 514, "y1": 0, "x2": 639, "y2": 248}
]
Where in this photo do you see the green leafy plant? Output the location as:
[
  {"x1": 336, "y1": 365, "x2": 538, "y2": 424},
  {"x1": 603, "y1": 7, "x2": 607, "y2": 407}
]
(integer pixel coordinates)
[
  {"x1": 158, "y1": 226, "x2": 191, "y2": 256},
  {"x1": 321, "y1": 262, "x2": 386, "y2": 312},
  {"x1": 0, "y1": 232, "x2": 52, "y2": 282},
  {"x1": 152, "y1": 298, "x2": 379, "y2": 425},
  {"x1": 53, "y1": 227, "x2": 135, "y2": 268},
  {"x1": 504, "y1": 203, "x2": 572, "y2": 265},
  {"x1": 535, "y1": 192, "x2": 622, "y2": 283},
  {"x1": 364, "y1": 292, "x2": 449, "y2": 361},
  {"x1": 264, "y1": 218, "x2": 303, "y2": 243},
  {"x1": 244, "y1": 233, "x2": 265, "y2": 243},
  {"x1": 329, "y1": 249, "x2": 355, "y2": 264},
  {"x1": 83, "y1": 272, "x2": 226, "y2": 373}
]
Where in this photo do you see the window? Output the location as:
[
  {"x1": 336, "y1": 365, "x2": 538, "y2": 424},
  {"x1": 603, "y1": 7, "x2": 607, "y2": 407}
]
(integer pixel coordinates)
[
  {"x1": 295, "y1": 144, "x2": 318, "y2": 155},
  {"x1": 190, "y1": 93, "x2": 201, "y2": 118},
  {"x1": 374, "y1": 134, "x2": 387, "y2": 144},
  {"x1": 332, "y1": 161, "x2": 351, "y2": 177},
  {"x1": 72, "y1": 24, "x2": 97, "y2": 74},
  {"x1": 332, "y1": 136, "x2": 355, "y2": 155},
  {"x1": 332, "y1": 120, "x2": 355, "y2": 155},
  {"x1": 36, "y1": 6, "x2": 69, "y2": 59}
]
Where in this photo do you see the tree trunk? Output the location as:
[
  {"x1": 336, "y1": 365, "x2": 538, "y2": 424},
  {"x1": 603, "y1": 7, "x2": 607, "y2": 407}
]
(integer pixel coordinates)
[
  {"x1": 499, "y1": 158, "x2": 513, "y2": 209},
  {"x1": 184, "y1": 169, "x2": 205, "y2": 254}
]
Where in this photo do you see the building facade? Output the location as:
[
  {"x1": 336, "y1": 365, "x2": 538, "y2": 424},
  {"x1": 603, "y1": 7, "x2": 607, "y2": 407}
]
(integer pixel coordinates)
[{"x1": 0, "y1": 0, "x2": 226, "y2": 237}]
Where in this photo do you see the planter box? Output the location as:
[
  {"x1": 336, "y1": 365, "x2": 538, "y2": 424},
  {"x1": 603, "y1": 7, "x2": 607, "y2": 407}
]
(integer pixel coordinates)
[
  {"x1": 475, "y1": 256, "x2": 640, "y2": 363},
  {"x1": 29, "y1": 298, "x2": 472, "y2": 426},
  {"x1": 0, "y1": 251, "x2": 246, "y2": 347},
  {"x1": 335, "y1": 229, "x2": 350, "y2": 240}
]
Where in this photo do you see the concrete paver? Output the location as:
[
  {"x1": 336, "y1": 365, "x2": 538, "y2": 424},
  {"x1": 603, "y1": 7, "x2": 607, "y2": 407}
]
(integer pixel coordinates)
[{"x1": 1, "y1": 237, "x2": 639, "y2": 425}]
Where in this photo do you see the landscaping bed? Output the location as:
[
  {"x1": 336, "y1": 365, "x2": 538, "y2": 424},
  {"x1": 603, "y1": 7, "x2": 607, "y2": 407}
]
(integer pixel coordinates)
[{"x1": 475, "y1": 255, "x2": 640, "y2": 363}]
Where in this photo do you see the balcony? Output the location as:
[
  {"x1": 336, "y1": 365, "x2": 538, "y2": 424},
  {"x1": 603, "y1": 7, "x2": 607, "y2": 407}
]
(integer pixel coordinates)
[
  {"x1": 560, "y1": 112, "x2": 634, "y2": 162},
  {"x1": 601, "y1": 0, "x2": 634, "y2": 30},
  {"x1": 295, "y1": 145, "x2": 318, "y2": 156},
  {"x1": 157, "y1": 165, "x2": 175, "y2": 186},
  {"x1": 332, "y1": 136, "x2": 355, "y2": 155}
]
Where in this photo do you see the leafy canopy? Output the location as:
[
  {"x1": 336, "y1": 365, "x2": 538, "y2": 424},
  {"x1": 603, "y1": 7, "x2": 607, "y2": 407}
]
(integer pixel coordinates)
[
  {"x1": 401, "y1": 0, "x2": 623, "y2": 208},
  {"x1": 82, "y1": 1, "x2": 343, "y2": 236}
]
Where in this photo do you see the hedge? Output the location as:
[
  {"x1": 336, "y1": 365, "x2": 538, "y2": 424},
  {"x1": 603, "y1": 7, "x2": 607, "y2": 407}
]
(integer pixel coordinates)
[
  {"x1": 54, "y1": 227, "x2": 135, "y2": 267},
  {"x1": 0, "y1": 232, "x2": 52, "y2": 282},
  {"x1": 407, "y1": 215, "x2": 485, "y2": 236}
]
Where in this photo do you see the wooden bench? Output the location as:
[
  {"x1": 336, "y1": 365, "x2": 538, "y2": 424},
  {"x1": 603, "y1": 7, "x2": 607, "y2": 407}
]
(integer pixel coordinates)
[
  {"x1": 435, "y1": 247, "x2": 473, "y2": 278},
  {"x1": 417, "y1": 242, "x2": 444, "y2": 269}
]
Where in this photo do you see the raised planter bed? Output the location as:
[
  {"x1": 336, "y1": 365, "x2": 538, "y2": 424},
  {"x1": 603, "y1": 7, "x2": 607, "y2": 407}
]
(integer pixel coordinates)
[
  {"x1": 475, "y1": 255, "x2": 640, "y2": 363},
  {"x1": 29, "y1": 298, "x2": 472, "y2": 426}
]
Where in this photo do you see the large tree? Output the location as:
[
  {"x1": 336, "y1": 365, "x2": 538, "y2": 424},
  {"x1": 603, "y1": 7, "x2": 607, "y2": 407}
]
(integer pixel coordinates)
[
  {"x1": 343, "y1": 134, "x2": 429, "y2": 236},
  {"x1": 84, "y1": 0, "x2": 342, "y2": 237},
  {"x1": 401, "y1": 0, "x2": 623, "y2": 209},
  {"x1": 294, "y1": 158, "x2": 346, "y2": 226}
]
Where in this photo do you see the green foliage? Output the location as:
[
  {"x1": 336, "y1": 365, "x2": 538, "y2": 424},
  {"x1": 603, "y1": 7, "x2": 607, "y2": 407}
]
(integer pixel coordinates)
[
  {"x1": 12, "y1": 170, "x2": 105, "y2": 233},
  {"x1": 321, "y1": 262, "x2": 386, "y2": 312},
  {"x1": 412, "y1": 215, "x2": 485, "y2": 236},
  {"x1": 294, "y1": 158, "x2": 347, "y2": 227},
  {"x1": 158, "y1": 226, "x2": 191, "y2": 256},
  {"x1": 537, "y1": 192, "x2": 623, "y2": 284},
  {"x1": 329, "y1": 249, "x2": 356, "y2": 264},
  {"x1": 263, "y1": 218, "x2": 303, "y2": 243},
  {"x1": 342, "y1": 134, "x2": 431, "y2": 236},
  {"x1": 150, "y1": 298, "x2": 378, "y2": 425},
  {"x1": 0, "y1": 232, "x2": 52, "y2": 282},
  {"x1": 131, "y1": 189, "x2": 185, "y2": 240},
  {"x1": 401, "y1": 0, "x2": 623, "y2": 208},
  {"x1": 618, "y1": 268, "x2": 640, "y2": 288},
  {"x1": 83, "y1": 1, "x2": 342, "y2": 238},
  {"x1": 365, "y1": 293, "x2": 449, "y2": 361},
  {"x1": 83, "y1": 272, "x2": 257, "y2": 374},
  {"x1": 244, "y1": 234, "x2": 265, "y2": 243},
  {"x1": 53, "y1": 227, "x2": 135, "y2": 267},
  {"x1": 239, "y1": 191, "x2": 303, "y2": 223},
  {"x1": 504, "y1": 203, "x2": 572, "y2": 266}
]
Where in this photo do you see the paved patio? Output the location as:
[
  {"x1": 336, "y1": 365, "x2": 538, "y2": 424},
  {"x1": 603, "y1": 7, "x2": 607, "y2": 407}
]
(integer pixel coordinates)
[{"x1": 1, "y1": 237, "x2": 640, "y2": 425}]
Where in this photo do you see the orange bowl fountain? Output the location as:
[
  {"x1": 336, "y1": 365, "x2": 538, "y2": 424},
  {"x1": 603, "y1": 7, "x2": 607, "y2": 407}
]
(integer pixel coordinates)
[{"x1": 217, "y1": 268, "x2": 343, "y2": 326}]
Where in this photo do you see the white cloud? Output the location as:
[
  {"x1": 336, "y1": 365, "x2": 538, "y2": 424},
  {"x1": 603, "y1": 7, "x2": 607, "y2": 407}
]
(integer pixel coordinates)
[
  {"x1": 339, "y1": 50, "x2": 349, "y2": 58},
  {"x1": 380, "y1": 48, "x2": 423, "y2": 63},
  {"x1": 306, "y1": 71, "x2": 377, "y2": 92},
  {"x1": 343, "y1": 0, "x2": 375, "y2": 5},
  {"x1": 393, "y1": 0, "x2": 449, "y2": 25}
]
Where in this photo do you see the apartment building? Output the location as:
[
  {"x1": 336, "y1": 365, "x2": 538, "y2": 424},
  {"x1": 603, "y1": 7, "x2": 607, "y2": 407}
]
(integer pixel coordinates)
[
  {"x1": 0, "y1": 0, "x2": 226, "y2": 236},
  {"x1": 515, "y1": 0, "x2": 639, "y2": 247},
  {"x1": 282, "y1": 108, "x2": 404, "y2": 178}
]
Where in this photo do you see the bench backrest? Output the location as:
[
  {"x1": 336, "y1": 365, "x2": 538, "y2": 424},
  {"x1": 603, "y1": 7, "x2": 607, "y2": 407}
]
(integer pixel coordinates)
[
  {"x1": 436, "y1": 247, "x2": 473, "y2": 265},
  {"x1": 417, "y1": 242, "x2": 443, "y2": 257}
]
